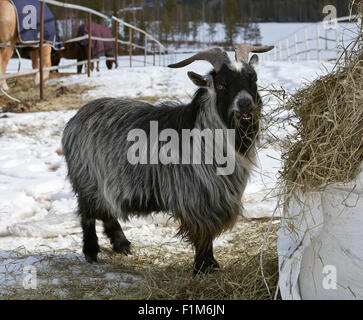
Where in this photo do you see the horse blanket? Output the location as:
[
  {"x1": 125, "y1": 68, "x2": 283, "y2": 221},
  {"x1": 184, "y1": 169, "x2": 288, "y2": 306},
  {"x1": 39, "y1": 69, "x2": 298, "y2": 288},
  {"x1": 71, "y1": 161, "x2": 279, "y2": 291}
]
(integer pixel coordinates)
[
  {"x1": 76, "y1": 22, "x2": 114, "y2": 58},
  {"x1": 9, "y1": 0, "x2": 63, "y2": 50}
]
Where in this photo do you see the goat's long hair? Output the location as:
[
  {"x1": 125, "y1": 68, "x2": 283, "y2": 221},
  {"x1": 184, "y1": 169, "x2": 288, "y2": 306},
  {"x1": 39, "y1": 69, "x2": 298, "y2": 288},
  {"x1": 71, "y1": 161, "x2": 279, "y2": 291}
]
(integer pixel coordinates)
[{"x1": 62, "y1": 88, "x2": 254, "y2": 247}]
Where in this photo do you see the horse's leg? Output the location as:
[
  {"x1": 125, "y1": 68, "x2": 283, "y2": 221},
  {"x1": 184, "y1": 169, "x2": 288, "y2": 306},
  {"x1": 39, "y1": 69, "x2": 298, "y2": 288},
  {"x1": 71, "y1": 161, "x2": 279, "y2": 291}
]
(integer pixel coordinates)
[
  {"x1": 29, "y1": 49, "x2": 40, "y2": 85},
  {"x1": 30, "y1": 46, "x2": 52, "y2": 85},
  {"x1": 0, "y1": 47, "x2": 14, "y2": 91},
  {"x1": 43, "y1": 46, "x2": 52, "y2": 84},
  {"x1": 96, "y1": 61, "x2": 100, "y2": 72},
  {"x1": 77, "y1": 56, "x2": 83, "y2": 74},
  {"x1": 0, "y1": 48, "x2": 9, "y2": 92},
  {"x1": 0, "y1": 1, "x2": 17, "y2": 91}
]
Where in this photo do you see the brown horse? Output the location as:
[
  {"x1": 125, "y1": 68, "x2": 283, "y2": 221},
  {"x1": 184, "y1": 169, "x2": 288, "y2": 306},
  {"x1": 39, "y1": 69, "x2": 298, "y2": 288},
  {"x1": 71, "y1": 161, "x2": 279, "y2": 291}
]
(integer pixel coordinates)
[
  {"x1": 51, "y1": 41, "x2": 114, "y2": 74},
  {"x1": 0, "y1": 0, "x2": 51, "y2": 91},
  {"x1": 51, "y1": 22, "x2": 115, "y2": 74}
]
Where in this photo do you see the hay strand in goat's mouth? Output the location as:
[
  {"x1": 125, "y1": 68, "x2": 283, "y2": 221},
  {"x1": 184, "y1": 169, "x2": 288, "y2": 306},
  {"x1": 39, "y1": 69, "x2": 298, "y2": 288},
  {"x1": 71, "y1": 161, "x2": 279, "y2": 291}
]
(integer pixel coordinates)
[{"x1": 280, "y1": 34, "x2": 363, "y2": 194}]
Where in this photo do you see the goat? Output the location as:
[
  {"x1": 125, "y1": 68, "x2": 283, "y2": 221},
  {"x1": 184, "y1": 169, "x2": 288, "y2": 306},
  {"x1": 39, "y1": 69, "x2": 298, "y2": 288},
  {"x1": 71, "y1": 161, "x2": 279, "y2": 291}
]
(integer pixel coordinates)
[{"x1": 61, "y1": 44, "x2": 273, "y2": 274}]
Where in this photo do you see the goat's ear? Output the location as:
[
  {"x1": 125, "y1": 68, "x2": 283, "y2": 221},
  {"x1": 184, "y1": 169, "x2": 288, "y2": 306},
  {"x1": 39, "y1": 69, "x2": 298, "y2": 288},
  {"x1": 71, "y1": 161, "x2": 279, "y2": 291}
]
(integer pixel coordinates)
[
  {"x1": 249, "y1": 54, "x2": 259, "y2": 71},
  {"x1": 187, "y1": 71, "x2": 209, "y2": 87}
]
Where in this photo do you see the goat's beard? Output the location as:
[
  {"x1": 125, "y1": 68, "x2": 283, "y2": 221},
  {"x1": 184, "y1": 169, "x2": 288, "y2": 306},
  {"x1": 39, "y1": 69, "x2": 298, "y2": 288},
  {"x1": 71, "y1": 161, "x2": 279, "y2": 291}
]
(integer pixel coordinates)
[
  {"x1": 230, "y1": 110, "x2": 260, "y2": 129},
  {"x1": 230, "y1": 111, "x2": 260, "y2": 156}
]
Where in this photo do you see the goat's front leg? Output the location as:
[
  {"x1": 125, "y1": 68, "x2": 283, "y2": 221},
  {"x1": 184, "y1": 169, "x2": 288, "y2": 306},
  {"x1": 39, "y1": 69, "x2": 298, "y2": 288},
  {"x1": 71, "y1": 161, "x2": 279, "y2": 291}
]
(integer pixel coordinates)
[{"x1": 193, "y1": 239, "x2": 219, "y2": 275}]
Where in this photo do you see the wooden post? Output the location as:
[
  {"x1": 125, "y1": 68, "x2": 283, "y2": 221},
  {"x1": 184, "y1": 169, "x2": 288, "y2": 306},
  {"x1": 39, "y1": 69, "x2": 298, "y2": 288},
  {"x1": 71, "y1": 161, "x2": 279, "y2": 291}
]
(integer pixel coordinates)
[
  {"x1": 39, "y1": 1, "x2": 45, "y2": 100},
  {"x1": 87, "y1": 13, "x2": 92, "y2": 77},
  {"x1": 129, "y1": 28, "x2": 133, "y2": 67},
  {"x1": 153, "y1": 42, "x2": 156, "y2": 66},
  {"x1": 64, "y1": 3, "x2": 68, "y2": 38},
  {"x1": 115, "y1": 21, "x2": 119, "y2": 68},
  {"x1": 132, "y1": 0, "x2": 136, "y2": 24},
  {"x1": 144, "y1": 35, "x2": 147, "y2": 67}
]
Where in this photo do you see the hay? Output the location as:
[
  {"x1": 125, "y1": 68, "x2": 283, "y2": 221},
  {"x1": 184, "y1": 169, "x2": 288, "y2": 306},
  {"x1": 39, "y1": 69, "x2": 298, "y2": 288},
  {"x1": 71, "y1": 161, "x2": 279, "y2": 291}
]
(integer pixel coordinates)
[
  {"x1": 281, "y1": 32, "x2": 363, "y2": 194},
  {"x1": 0, "y1": 75, "x2": 95, "y2": 113},
  {"x1": 0, "y1": 220, "x2": 280, "y2": 300}
]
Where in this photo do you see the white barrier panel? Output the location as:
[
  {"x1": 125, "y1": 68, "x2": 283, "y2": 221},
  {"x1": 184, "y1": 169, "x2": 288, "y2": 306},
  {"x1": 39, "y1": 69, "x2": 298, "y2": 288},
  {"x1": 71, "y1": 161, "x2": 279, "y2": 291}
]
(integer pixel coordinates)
[{"x1": 278, "y1": 163, "x2": 363, "y2": 299}]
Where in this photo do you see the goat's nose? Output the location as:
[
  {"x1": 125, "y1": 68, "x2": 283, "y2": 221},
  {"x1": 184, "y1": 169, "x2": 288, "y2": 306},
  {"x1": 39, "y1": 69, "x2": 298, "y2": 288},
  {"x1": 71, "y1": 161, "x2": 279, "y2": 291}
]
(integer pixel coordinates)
[{"x1": 237, "y1": 98, "x2": 253, "y2": 111}]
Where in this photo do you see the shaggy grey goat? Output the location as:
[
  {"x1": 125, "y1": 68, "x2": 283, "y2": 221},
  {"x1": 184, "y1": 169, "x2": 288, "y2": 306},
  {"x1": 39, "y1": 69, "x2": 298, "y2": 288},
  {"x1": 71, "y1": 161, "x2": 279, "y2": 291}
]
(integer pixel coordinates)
[{"x1": 62, "y1": 44, "x2": 273, "y2": 274}]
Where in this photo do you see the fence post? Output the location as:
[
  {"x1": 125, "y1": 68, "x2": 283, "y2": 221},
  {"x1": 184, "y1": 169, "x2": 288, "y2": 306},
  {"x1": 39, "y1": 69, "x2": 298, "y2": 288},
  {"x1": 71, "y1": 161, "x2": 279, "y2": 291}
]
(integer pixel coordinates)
[
  {"x1": 153, "y1": 42, "x2": 156, "y2": 66},
  {"x1": 129, "y1": 28, "x2": 133, "y2": 67},
  {"x1": 39, "y1": 1, "x2": 45, "y2": 100},
  {"x1": 304, "y1": 27, "x2": 309, "y2": 60},
  {"x1": 115, "y1": 21, "x2": 119, "y2": 68},
  {"x1": 279, "y1": 42, "x2": 282, "y2": 61},
  {"x1": 274, "y1": 46, "x2": 277, "y2": 61},
  {"x1": 294, "y1": 32, "x2": 299, "y2": 62},
  {"x1": 87, "y1": 13, "x2": 92, "y2": 77},
  {"x1": 286, "y1": 38, "x2": 290, "y2": 61},
  {"x1": 336, "y1": 27, "x2": 340, "y2": 61},
  {"x1": 144, "y1": 35, "x2": 147, "y2": 67},
  {"x1": 316, "y1": 24, "x2": 321, "y2": 62}
]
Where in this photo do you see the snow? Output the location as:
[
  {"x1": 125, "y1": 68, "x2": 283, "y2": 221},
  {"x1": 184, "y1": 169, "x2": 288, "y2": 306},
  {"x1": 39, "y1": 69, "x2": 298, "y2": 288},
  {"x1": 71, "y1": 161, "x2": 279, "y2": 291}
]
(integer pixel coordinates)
[{"x1": 0, "y1": 43, "x2": 336, "y2": 297}]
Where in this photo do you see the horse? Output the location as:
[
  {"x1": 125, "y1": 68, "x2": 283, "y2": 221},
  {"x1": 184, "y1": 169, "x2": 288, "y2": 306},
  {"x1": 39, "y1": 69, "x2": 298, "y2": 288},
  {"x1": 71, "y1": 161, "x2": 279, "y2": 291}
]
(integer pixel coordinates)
[
  {"x1": 51, "y1": 24, "x2": 116, "y2": 74},
  {"x1": 75, "y1": 22, "x2": 115, "y2": 73},
  {"x1": 0, "y1": 0, "x2": 52, "y2": 91}
]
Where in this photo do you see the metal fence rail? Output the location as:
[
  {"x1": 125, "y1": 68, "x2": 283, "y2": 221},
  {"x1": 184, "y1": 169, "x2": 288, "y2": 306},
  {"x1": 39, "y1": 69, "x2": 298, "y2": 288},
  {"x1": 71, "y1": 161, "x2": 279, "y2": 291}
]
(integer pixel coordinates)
[{"x1": 0, "y1": 0, "x2": 175, "y2": 100}]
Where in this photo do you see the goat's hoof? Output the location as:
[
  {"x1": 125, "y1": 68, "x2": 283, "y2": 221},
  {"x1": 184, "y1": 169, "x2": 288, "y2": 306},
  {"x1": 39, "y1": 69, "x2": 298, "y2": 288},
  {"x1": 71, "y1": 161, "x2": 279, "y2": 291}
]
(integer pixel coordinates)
[
  {"x1": 84, "y1": 253, "x2": 98, "y2": 263},
  {"x1": 193, "y1": 259, "x2": 220, "y2": 276},
  {"x1": 113, "y1": 239, "x2": 131, "y2": 256}
]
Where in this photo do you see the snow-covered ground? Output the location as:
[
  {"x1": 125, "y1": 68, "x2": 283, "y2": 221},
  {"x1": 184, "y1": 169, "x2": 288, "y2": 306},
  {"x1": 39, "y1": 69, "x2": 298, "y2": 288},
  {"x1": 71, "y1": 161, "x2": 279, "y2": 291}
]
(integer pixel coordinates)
[{"x1": 0, "y1": 55, "x2": 335, "y2": 297}]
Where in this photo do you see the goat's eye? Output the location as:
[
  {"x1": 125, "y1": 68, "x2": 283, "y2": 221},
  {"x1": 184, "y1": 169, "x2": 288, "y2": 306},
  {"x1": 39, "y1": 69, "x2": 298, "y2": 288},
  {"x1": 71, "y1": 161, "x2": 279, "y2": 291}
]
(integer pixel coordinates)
[{"x1": 216, "y1": 84, "x2": 225, "y2": 90}]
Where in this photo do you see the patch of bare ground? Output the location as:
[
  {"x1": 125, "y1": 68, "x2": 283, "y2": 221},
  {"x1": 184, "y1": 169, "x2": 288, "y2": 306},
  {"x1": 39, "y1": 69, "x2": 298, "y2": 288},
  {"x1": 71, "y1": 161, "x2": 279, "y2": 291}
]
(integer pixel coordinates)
[{"x1": 0, "y1": 73, "x2": 95, "y2": 113}]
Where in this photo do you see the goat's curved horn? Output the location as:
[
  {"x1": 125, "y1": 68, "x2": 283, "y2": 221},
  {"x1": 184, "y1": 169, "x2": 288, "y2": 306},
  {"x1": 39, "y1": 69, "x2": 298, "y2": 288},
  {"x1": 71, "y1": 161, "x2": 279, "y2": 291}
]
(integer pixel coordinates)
[
  {"x1": 168, "y1": 48, "x2": 230, "y2": 71},
  {"x1": 234, "y1": 44, "x2": 275, "y2": 63}
]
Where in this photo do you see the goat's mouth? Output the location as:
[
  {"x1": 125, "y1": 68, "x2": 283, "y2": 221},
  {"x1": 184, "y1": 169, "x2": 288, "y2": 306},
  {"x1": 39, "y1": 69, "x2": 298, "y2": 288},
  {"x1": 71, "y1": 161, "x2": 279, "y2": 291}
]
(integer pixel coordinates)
[{"x1": 234, "y1": 111, "x2": 252, "y2": 122}]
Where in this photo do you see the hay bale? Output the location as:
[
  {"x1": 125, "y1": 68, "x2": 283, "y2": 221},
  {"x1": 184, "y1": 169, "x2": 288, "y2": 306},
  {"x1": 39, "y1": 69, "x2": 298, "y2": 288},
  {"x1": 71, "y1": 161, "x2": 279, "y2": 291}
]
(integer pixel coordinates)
[
  {"x1": 281, "y1": 45, "x2": 363, "y2": 193},
  {"x1": 277, "y1": 24, "x2": 363, "y2": 299}
]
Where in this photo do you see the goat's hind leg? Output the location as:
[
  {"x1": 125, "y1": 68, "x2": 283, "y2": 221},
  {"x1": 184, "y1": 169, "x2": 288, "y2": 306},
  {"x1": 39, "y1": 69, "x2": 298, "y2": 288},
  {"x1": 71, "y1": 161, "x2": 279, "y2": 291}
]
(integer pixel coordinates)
[
  {"x1": 79, "y1": 198, "x2": 100, "y2": 263},
  {"x1": 79, "y1": 209, "x2": 100, "y2": 263},
  {"x1": 102, "y1": 215, "x2": 131, "y2": 256},
  {"x1": 193, "y1": 239, "x2": 219, "y2": 275}
]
